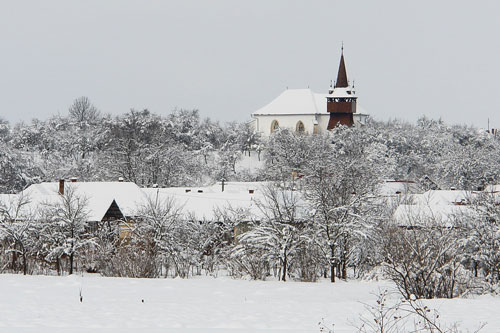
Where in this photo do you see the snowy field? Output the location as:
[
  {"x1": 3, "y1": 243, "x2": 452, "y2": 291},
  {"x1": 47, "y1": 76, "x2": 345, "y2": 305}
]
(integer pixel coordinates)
[{"x1": 0, "y1": 274, "x2": 498, "y2": 332}]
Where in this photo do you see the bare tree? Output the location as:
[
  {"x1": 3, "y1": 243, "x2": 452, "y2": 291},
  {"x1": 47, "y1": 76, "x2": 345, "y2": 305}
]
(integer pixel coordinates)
[
  {"x1": 381, "y1": 211, "x2": 470, "y2": 299},
  {"x1": 68, "y1": 96, "x2": 100, "y2": 125}
]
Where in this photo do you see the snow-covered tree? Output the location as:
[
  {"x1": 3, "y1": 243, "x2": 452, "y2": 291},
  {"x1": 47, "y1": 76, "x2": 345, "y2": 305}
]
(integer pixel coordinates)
[
  {"x1": 233, "y1": 182, "x2": 306, "y2": 281},
  {"x1": 304, "y1": 127, "x2": 382, "y2": 282},
  {"x1": 40, "y1": 185, "x2": 92, "y2": 275},
  {"x1": 463, "y1": 191, "x2": 500, "y2": 285},
  {"x1": 0, "y1": 192, "x2": 38, "y2": 274},
  {"x1": 381, "y1": 210, "x2": 470, "y2": 299},
  {"x1": 134, "y1": 193, "x2": 183, "y2": 277}
]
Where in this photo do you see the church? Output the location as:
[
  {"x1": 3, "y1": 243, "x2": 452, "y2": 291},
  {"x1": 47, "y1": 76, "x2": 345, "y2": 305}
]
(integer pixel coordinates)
[{"x1": 250, "y1": 49, "x2": 368, "y2": 136}]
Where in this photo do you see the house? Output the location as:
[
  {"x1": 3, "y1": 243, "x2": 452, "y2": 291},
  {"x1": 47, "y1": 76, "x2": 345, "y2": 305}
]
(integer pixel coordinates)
[
  {"x1": 251, "y1": 48, "x2": 369, "y2": 136},
  {"x1": 393, "y1": 204, "x2": 473, "y2": 229},
  {"x1": 141, "y1": 182, "x2": 267, "y2": 222},
  {"x1": 0, "y1": 180, "x2": 278, "y2": 238},
  {"x1": 13, "y1": 179, "x2": 147, "y2": 238},
  {"x1": 391, "y1": 189, "x2": 489, "y2": 228}
]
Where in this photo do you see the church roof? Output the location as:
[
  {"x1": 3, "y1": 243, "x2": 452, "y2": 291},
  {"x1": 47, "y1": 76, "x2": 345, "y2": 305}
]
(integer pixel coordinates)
[
  {"x1": 252, "y1": 89, "x2": 327, "y2": 116},
  {"x1": 252, "y1": 88, "x2": 365, "y2": 116}
]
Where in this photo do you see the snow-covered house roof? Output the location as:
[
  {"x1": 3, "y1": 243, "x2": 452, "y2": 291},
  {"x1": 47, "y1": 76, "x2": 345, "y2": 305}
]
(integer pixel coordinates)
[
  {"x1": 0, "y1": 194, "x2": 24, "y2": 220},
  {"x1": 0, "y1": 194, "x2": 18, "y2": 205},
  {"x1": 393, "y1": 204, "x2": 473, "y2": 228},
  {"x1": 21, "y1": 181, "x2": 147, "y2": 221},
  {"x1": 391, "y1": 188, "x2": 484, "y2": 228},
  {"x1": 2, "y1": 181, "x2": 309, "y2": 223},
  {"x1": 252, "y1": 88, "x2": 367, "y2": 116},
  {"x1": 411, "y1": 190, "x2": 475, "y2": 206},
  {"x1": 485, "y1": 185, "x2": 500, "y2": 193},
  {"x1": 142, "y1": 181, "x2": 310, "y2": 222},
  {"x1": 142, "y1": 182, "x2": 269, "y2": 221},
  {"x1": 377, "y1": 180, "x2": 419, "y2": 196}
]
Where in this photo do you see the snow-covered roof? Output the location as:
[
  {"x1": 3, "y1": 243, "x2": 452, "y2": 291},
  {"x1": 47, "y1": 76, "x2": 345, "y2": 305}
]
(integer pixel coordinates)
[
  {"x1": 142, "y1": 182, "x2": 269, "y2": 221},
  {"x1": 393, "y1": 204, "x2": 473, "y2": 227},
  {"x1": 0, "y1": 194, "x2": 18, "y2": 204},
  {"x1": 327, "y1": 87, "x2": 356, "y2": 98},
  {"x1": 485, "y1": 185, "x2": 500, "y2": 193},
  {"x1": 377, "y1": 180, "x2": 419, "y2": 196},
  {"x1": 252, "y1": 89, "x2": 323, "y2": 116},
  {"x1": 3, "y1": 181, "x2": 309, "y2": 223},
  {"x1": 21, "y1": 181, "x2": 147, "y2": 221},
  {"x1": 252, "y1": 88, "x2": 367, "y2": 116},
  {"x1": 0, "y1": 194, "x2": 25, "y2": 220},
  {"x1": 411, "y1": 190, "x2": 475, "y2": 206}
]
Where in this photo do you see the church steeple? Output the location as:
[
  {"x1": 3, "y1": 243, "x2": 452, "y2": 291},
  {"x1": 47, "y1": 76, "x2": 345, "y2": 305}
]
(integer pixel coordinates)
[
  {"x1": 326, "y1": 45, "x2": 357, "y2": 129},
  {"x1": 335, "y1": 46, "x2": 349, "y2": 88}
]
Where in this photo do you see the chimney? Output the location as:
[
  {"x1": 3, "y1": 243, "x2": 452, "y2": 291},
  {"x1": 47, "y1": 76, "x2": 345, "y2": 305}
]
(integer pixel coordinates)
[
  {"x1": 118, "y1": 177, "x2": 124, "y2": 182},
  {"x1": 59, "y1": 179, "x2": 65, "y2": 195}
]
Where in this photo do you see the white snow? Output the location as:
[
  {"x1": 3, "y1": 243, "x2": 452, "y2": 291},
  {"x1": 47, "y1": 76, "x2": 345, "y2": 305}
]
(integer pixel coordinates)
[
  {"x1": 251, "y1": 88, "x2": 368, "y2": 116},
  {"x1": 142, "y1": 182, "x2": 268, "y2": 221},
  {"x1": 412, "y1": 190, "x2": 476, "y2": 206},
  {"x1": 21, "y1": 181, "x2": 147, "y2": 221},
  {"x1": 252, "y1": 89, "x2": 323, "y2": 116},
  {"x1": 235, "y1": 151, "x2": 265, "y2": 174},
  {"x1": 327, "y1": 86, "x2": 356, "y2": 98},
  {"x1": 11, "y1": 181, "x2": 274, "y2": 223},
  {"x1": 377, "y1": 180, "x2": 418, "y2": 196},
  {"x1": 393, "y1": 204, "x2": 473, "y2": 227},
  {"x1": 0, "y1": 274, "x2": 496, "y2": 332}
]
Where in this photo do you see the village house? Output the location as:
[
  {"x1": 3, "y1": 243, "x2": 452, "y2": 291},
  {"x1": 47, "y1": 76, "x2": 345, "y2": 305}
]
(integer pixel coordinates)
[
  {"x1": 391, "y1": 188, "x2": 500, "y2": 228},
  {"x1": 1, "y1": 179, "x2": 272, "y2": 239}
]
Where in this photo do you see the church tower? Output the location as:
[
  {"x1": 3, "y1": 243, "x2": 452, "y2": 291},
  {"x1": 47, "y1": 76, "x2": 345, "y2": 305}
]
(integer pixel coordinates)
[{"x1": 326, "y1": 47, "x2": 357, "y2": 129}]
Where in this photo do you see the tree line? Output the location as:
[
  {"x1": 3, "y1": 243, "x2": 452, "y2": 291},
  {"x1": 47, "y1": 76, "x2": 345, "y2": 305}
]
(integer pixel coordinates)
[{"x1": 1, "y1": 97, "x2": 500, "y2": 301}]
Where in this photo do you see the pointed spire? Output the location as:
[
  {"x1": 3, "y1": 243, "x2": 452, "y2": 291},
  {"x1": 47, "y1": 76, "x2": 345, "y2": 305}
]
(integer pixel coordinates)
[{"x1": 335, "y1": 46, "x2": 349, "y2": 88}]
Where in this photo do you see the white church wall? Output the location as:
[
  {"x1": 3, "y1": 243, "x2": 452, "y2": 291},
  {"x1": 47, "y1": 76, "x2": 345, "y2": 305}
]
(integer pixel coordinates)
[
  {"x1": 253, "y1": 114, "x2": 318, "y2": 136},
  {"x1": 316, "y1": 114, "x2": 331, "y2": 133},
  {"x1": 252, "y1": 113, "x2": 368, "y2": 137}
]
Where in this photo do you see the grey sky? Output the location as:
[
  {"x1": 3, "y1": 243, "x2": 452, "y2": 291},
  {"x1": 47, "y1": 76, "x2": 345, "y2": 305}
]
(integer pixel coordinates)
[{"x1": 1, "y1": 0, "x2": 499, "y2": 128}]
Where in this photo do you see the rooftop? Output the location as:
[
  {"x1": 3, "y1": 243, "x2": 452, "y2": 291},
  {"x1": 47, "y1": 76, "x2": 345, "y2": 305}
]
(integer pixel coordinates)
[{"x1": 252, "y1": 88, "x2": 366, "y2": 116}]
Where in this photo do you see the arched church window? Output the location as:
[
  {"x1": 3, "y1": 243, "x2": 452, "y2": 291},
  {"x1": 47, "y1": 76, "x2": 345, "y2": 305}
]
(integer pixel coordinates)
[
  {"x1": 271, "y1": 120, "x2": 279, "y2": 133},
  {"x1": 296, "y1": 121, "x2": 305, "y2": 133}
]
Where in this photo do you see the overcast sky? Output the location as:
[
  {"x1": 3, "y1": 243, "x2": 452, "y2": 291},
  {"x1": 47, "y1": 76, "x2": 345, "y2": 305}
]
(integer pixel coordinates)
[{"x1": 1, "y1": 0, "x2": 499, "y2": 128}]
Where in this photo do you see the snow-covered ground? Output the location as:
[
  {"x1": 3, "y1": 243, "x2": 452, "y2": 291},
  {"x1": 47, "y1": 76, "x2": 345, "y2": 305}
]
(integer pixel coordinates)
[
  {"x1": 0, "y1": 274, "x2": 497, "y2": 332},
  {"x1": 236, "y1": 151, "x2": 265, "y2": 174}
]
